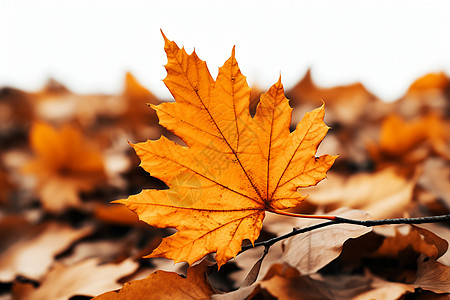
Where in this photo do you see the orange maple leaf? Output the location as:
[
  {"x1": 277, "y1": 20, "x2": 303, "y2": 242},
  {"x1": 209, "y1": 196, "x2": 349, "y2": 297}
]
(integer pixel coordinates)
[
  {"x1": 121, "y1": 72, "x2": 162, "y2": 140},
  {"x1": 24, "y1": 122, "x2": 106, "y2": 212},
  {"x1": 368, "y1": 113, "x2": 449, "y2": 166},
  {"x1": 115, "y1": 33, "x2": 337, "y2": 267}
]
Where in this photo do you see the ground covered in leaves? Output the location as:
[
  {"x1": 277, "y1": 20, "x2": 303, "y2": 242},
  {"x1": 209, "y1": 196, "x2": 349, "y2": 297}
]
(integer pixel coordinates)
[{"x1": 0, "y1": 69, "x2": 450, "y2": 299}]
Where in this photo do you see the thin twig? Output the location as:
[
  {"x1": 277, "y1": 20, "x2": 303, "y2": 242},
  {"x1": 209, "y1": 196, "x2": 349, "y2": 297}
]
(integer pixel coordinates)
[{"x1": 239, "y1": 214, "x2": 450, "y2": 254}]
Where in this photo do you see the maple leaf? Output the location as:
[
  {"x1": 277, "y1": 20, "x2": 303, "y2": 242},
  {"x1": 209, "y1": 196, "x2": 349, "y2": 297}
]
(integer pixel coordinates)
[{"x1": 115, "y1": 33, "x2": 337, "y2": 267}]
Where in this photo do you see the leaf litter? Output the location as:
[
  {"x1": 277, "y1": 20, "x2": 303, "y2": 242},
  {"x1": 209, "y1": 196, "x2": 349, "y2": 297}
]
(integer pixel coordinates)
[{"x1": 0, "y1": 33, "x2": 449, "y2": 299}]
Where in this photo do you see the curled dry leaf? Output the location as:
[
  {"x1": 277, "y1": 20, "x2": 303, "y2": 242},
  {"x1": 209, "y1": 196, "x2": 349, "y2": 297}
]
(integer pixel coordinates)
[
  {"x1": 282, "y1": 208, "x2": 372, "y2": 275},
  {"x1": 13, "y1": 258, "x2": 138, "y2": 300},
  {"x1": 116, "y1": 33, "x2": 336, "y2": 267},
  {"x1": 231, "y1": 240, "x2": 284, "y2": 289},
  {"x1": 414, "y1": 255, "x2": 450, "y2": 294},
  {"x1": 373, "y1": 225, "x2": 448, "y2": 261},
  {"x1": 0, "y1": 222, "x2": 92, "y2": 282},
  {"x1": 24, "y1": 122, "x2": 107, "y2": 212},
  {"x1": 415, "y1": 223, "x2": 450, "y2": 266},
  {"x1": 93, "y1": 259, "x2": 214, "y2": 300},
  {"x1": 363, "y1": 224, "x2": 450, "y2": 286}
]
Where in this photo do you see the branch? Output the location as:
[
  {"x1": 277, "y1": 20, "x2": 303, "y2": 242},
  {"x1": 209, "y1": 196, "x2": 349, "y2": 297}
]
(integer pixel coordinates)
[{"x1": 239, "y1": 214, "x2": 450, "y2": 254}]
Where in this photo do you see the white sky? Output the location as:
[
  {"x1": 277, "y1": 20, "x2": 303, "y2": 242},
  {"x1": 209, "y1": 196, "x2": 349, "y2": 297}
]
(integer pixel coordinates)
[{"x1": 1, "y1": 0, "x2": 450, "y2": 101}]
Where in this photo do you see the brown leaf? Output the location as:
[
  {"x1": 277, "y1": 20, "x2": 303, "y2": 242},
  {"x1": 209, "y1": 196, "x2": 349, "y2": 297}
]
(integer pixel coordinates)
[
  {"x1": 373, "y1": 225, "x2": 448, "y2": 261},
  {"x1": 414, "y1": 255, "x2": 450, "y2": 294},
  {"x1": 282, "y1": 208, "x2": 372, "y2": 275},
  {"x1": 415, "y1": 223, "x2": 450, "y2": 266},
  {"x1": 412, "y1": 225, "x2": 449, "y2": 260},
  {"x1": 59, "y1": 240, "x2": 132, "y2": 266},
  {"x1": 286, "y1": 69, "x2": 378, "y2": 126},
  {"x1": 236, "y1": 263, "x2": 415, "y2": 300},
  {"x1": 230, "y1": 239, "x2": 284, "y2": 289},
  {"x1": 0, "y1": 87, "x2": 33, "y2": 138},
  {"x1": 0, "y1": 222, "x2": 92, "y2": 282},
  {"x1": 240, "y1": 248, "x2": 269, "y2": 288},
  {"x1": 419, "y1": 158, "x2": 450, "y2": 211},
  {"x1": 30, "y1": 79, "x2": 124, "y2": 126},
  {"x1": 396, "y1": 72, "x2": 449, "y2": 119},
  {"x1": 13, "y1": 258, "x2": 138, "y2": 300},
  {"x1": 93, "y1": 259, "x2": 215, "y2": 300}
]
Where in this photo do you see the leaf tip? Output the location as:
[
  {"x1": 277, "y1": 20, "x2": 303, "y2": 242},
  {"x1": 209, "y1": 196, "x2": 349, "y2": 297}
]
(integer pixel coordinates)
[
  {"x1": 111, "y1": 199, "x2": 125, "y2": 205},
  {"x1": 318, "y1": 98, "x2": 326, "y2": 109},
  {"x1": 160, "y1": 29, "x2": 168, "y2": 41}
]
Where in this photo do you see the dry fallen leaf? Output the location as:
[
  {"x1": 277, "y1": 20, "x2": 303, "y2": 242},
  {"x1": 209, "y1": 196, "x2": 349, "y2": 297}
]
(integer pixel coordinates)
[
  {"x1": 373, "y1": 225, "x2": 448, "y2": 261},
  {"x1": 13, "y1": 258, "x2": 138, "y2": 300},
  {"x1": 24, "y1": 122, "x2": 107, "y2": 212},
  {"x1": 419, "y1": 158, "x2": 450, "y2": 211},
  {"x1": 116, "y1": 33, "x2": 337, "y2": 267},
  {"x1": 222, "y1": 262, "x2": 449, "y2": 300},
  {"x1": 286, "y1": 69, "x2": 378, "y2": 126},
  {"x1": 413, "y1": 255, "x2": 450, "y2": 294},
  {"x1": 30, "y1": 79, "x2": 124, "y2": 126},
  {"x1": 216, "y1": 262, "x2": 414, "y2": 300},
  {"x1": 395, "y1": 72, "x2": 449, "y2": 119},
  {"x1": 93, "y1": 259, "x2": 215, "y2": 300},
  {"x1": 0, "y1": 222, "x2": 92, "y2": 282},
  {"x1": 0, "y1": 87, "x2": 33, "y2": 146},
  {"x1": 282, "y1": 208, "x2": 372, "y2": 275},
  {"x1": 367, "y1": 113, "x2": 448, "y2": 167}
]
